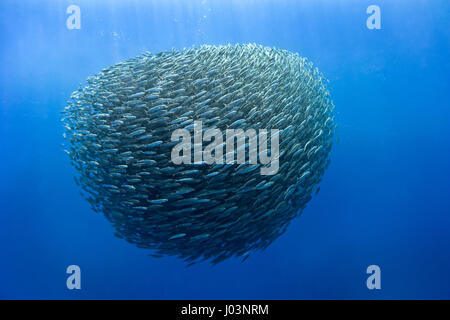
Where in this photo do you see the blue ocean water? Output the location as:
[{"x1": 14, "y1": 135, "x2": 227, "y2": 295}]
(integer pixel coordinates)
[{"x1": 1, "y1": 0, "x2": 449, "y2": 299}]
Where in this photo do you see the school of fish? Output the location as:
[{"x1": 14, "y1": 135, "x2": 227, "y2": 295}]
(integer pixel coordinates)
[{"x1": 61, "y1": 44, "x2": 336, "y2": 265}]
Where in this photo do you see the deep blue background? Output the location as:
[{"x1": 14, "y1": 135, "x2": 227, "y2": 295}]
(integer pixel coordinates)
[{"x1": 1, "y1": 0, "x2": 449, "y2": 299}]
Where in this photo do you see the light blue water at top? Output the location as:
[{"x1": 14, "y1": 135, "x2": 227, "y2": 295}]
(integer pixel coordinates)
[{"x1": 0, "y1": 0, "x2": 449, "y2": 299}]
